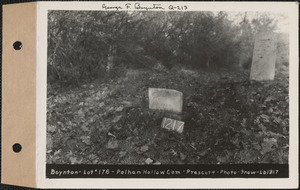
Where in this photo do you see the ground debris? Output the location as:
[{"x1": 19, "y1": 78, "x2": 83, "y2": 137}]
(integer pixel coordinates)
[{"x1": 47, "y1": 69, "x2": 289, "y2": 164}]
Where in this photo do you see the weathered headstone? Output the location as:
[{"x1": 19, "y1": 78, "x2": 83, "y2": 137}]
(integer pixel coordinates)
[
  {"x1": 149, "y1": 88, "x2": 183, "y2": 113},
  {"x1": 161, "y1": 117, "x2": 184, "y2": 133},
  {"x1": 250, "y1": 33, "x2": 277, "y2": 81}
]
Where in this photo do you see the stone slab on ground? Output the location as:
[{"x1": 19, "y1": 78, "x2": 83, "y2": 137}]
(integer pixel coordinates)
[
  {"x1": 250, "y1": 33, "x2": 277, "y2": 81},
  {"x1": 148, "y1": 88, "x2": 183, "y2": 113}
]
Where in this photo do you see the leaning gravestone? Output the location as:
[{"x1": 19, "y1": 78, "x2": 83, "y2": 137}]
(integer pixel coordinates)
[
  {"x1": 149, "y1": 88, "x2": 183, "y2": 113},
  {"x1": 250, "y1": 33, "x2": 277, "y2": 81}
]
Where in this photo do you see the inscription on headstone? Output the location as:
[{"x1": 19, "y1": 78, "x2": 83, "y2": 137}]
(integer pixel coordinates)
[
  {"x1": 148, "y1": 88, "x2": 183, "y2": 113},
  {"x1": 161, "y1": 117, "x2": 184, "y2": 133},
  {"x1": 250, "y1": 33, "x2": 277, "y2": 81}
]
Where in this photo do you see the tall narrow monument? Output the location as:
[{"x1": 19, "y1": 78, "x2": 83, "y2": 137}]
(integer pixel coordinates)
[{"x1": 250, "y1": 33, "x2": 277, "y2": 81}]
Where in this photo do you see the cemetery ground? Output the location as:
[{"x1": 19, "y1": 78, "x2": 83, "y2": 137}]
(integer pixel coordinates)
[{"x1": 46, "y1": 68, "x2": 289, "y2": 165}]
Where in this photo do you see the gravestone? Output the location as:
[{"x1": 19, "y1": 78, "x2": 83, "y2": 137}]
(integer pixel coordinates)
[
  {"x1": 148, "y1": 88, "x2": 183, "y2": 113},
  {"x1": 250, "y1": 33, "x2": 277, "y2": 81}
]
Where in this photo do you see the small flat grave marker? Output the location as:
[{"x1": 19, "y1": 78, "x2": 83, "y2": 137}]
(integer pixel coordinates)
[
  {"x1": 161, "y1": 117, "x2": 184, "y2": 133},
  {"x1": 149, "y1": 88, "x2": 183, "y2": 113},
  {"x1": 250, "y1": 33, "x2": 277, "y2": 81}
]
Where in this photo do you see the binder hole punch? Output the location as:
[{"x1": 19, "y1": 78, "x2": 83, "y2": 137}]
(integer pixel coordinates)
[
  {"x1": 12, "y1": 143, "x2": 22, "y2": 153},
  {"x1": 13, "y1": 41, "x2": 22, "y2": 50}
]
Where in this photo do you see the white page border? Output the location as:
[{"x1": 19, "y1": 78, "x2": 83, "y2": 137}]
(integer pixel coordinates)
[{"x1": 36, "y1": 1, "x2": 299, "y2": 189}]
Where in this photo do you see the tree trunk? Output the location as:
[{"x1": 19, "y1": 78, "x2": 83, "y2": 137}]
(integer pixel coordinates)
[
  {"x1": 107, "y1": 45, "x2": 116, "y2": 71},
  {"x1": 206, "y1": 57, "x2": 211, "y2": 68}
]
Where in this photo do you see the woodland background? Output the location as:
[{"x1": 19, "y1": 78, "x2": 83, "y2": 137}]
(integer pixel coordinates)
[{"x1": 47, "y1": 11, "x2": 288, "y2": 85}]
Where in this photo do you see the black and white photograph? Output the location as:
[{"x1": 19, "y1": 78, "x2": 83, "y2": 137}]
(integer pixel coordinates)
[{"x1": 46, "y1": 8, "x2": 290, "y2": 168}]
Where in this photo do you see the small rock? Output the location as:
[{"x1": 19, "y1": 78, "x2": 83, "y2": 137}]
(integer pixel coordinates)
[
  {"x1": 82, "y1": 84, "x2": 88, "y2": 88},
  {"x1": 170, "y1": 149, "x2": 177, "y2": 156},
  {"x1": 60, "y1": 96, "x2": 67, "y2": 102},
  {"x1": 119, "y1": 151, "x2": 127, "y2": 158},
  {"x1": 122, "y1": 101, "x2": 133, "y2": 107},
  {"x1": 265, "y1": 96, "x2": 273, "y2": 102},
  {"x1": 86, "y1": 97, "x2": 93, "y2": 103},
  {"x1": 70, "y1": 157, "x2": 83, "y2": 164},
  {"x1": 108, "y1": 132, "x2": 117, "y2": 138},
  {"x1": 133, "y1": 128, "x2": 139, "y2": 136},
  {"x1": 199, "y1": 150, "x2": 208, "y2": 156},
  {"x1": 99, "y1": 102, "x2": 105, "y2": 108},
  {"x1": 140, "y1": 145, "x2": 149, "y2": 152},
  {"x1": 107, "y1": 139, "x2": 119, "y2": 149},
  {"x1": 81, "y1": 124, "x2": 89, "y2": 132},
  {"x1": 80, "y1": 136, "x2": 91, "y2": 145},
  {"x1": 90, "y1": 85, "x2": 94, "y2": 88},
  {"x1": 180, "y1": 153, "x2": 186, "y2": 160},
  {"x1": 79, "y1": 102, "x2": 84, "y2": 106},
  {"x1": 78, "y1": 109, "x2": 85, "y2": 117},
  {"x1": 107, "y1": 107, "x2": 115, "y2": 113},
  {"x1": 48, "y1": 125, "x2": 56, "y2": 133},
  {"x1": 153, "y1": 161, "x2": 161, "y2": 165},
  {"x1": 113, "y1": 115, "x2": 122, "y2": 123},
  {"x1": 116, "y1": 106, "x2": 124, "y2": 112},
  {"x1": 92, "y1": 159, "x2": 99, "y2": 164},
  {"x1": 53, "y1": 149, "x2": 61, "y2": 156},
  {"x1": 96, "y1": 91, "x2": 102, "y2": 97},
  {"x1": 145, "y1": 158, "x2": 154, "y2": 165}
]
